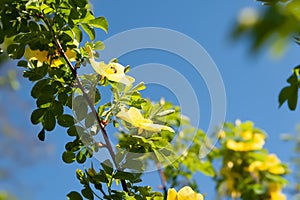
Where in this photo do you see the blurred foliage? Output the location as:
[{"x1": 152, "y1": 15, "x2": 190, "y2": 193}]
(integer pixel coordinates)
[
  {"x1": 281, "y1": 127, "x2": 300, "y2": 199},
  {"x1": 210, "y1": 120, "x2": 288, "y2": 200},
  {"x1": 232, "y1": 0, "x2": 300, "y2": 110},
  {"x1": 0, "y1": 191, "x2": 17, "y2": 200}
]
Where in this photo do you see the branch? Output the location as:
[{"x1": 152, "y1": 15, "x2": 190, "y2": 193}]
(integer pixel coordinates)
[
  {"x1": 53, "y1": 37, "x2": 129, "y2": 193},
  {"x1": 157, "y1": 162, "x2": 168, "y2": 199}
]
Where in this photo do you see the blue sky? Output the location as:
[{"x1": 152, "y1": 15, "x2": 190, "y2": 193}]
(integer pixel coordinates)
[{"x1": 1, "y1": 0, "x2": 300, "y2": 199}]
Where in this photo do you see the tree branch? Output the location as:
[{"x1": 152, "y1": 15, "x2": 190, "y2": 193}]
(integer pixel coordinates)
[
  {"x1": 53, "y1": 37, "x2": 129, "y2": 193},
  {"x1": 157, "y1": 162, "x2": 168, "y2": 199}
]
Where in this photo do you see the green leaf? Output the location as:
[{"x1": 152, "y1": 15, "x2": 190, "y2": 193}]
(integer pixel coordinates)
[
  {"x1": 113, "y1": 171, "x2": 135, "y2": 182},
  {"x1": 156, "y1": 109, "x2": 175, "y2": 117},
  {"x1": 52, "y1": 101, "x2": 64, "y2": 117},
  {"x1": 72, "y1": 26, "x2": 83, "y2": 42},
  {"x1": 67, "y1": 191, "x2": 83, "y2": 200},
  {"x1": 7, "y1": 44, "x2": 25, "y2": 59},
  {"x1": 85, "y1": 112, "x2": 96, "y2": 128},
  {"x1": 288, "y1": 85, "x2": 298, "y2": 110},
  {"x1": 36, "y1": 94, "x2": 55, "y2": 108},
  {"x1": 279, "y1": 85, "x2": 298, "y2": 110},
  {"x1": 42, "y1": 110, "x2": 56, "y2": 131},
  {"x1": 68, "y1": 125, "x2": 85, "y2": 137},
  {"x1": 17, "y1": 60, "x2": 28, "y2": 68},
  {"x1": 76, "y1": 150, "x2": 87, "y2": 164},
  {"x1": 23, "y1": 65, "x2": 48, "y2": 81},
  {"x1": 41, "y1": 4, "x2": 53, "y2": 14},
  {"x1": 73, "y1": 95, "x2": 88, "y2": 121},
  {"x1": 38, "y1": 128, "x2": 45, "y2": 141},
  {"x1": 93, "y1": 170, "x2": 109, "y2": 183},
  {"x1": 31, "y1": 79, "x2": 50, "y2": 98},
  {"x1": 101, "y1": 159, "x2": 113, "y2": 175},
  {"x1": 81, "y1": 23, "x2": 95, "y2": 41},
  {"x1": 287, "y1": 0, "x2": 300, "y2": 21},
  {"x1": 57, "y1": 114, "x2": 75, "y2": 127},
  {"x1": 131, "y1": 82, "x2": 146, "y2": 92},
  {"x1": 279, "y1": 86, "x2": 291, "y2": 107},
  {"x1": 123, "y1": 159, "x2": 143, "y2": 171},
  {"x1": 29, "y1": 21, "x2": 40, "y2": 32},
  {"x1": 94, "y1": 89, "x2": 101, "y2": 104},
  {"x1": 31, "y1": 108, "x2": 46, "y2": 124},
  {"x1": 58, "y1": 93, "x2": 69, "y2": 105},
  {"x1": 88, "y1": 17, "x2": 108, "y2": 33},
  {"x1": 62, "y1": 151, "x2": 76, "y2": 164},
  {"x1": 94, "y1": 41, "x2": 105, "y2": 50},
  {"x1": 69, "y1": 0, "x2": 87, "y2": 8},
  {"x1": 81, "y1": 187, "x2": 94, "y2": 200}
]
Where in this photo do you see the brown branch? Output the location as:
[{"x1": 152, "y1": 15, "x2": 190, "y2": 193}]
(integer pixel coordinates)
[
  {"x1": 157, "y1": 162, "x2": 168, "y2": 199},
  {"x1": 54, "y1": 37, "x2": 129, "y2": 193}
]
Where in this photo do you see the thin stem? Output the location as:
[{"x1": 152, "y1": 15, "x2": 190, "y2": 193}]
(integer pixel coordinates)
[
  {"x1": 157, "y1": 162, "x2": 168, "y2": 199},
  {"x1": 53, "y1": 36, "x2": 129, "y2": 193},
  {"x1": 92, "y1": 189, "x2": 103, "y2": 200}
]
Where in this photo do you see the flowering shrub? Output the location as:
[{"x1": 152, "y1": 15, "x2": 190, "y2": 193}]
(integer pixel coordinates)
[
  {"x1": 0, "y1": 0, "x2": 293, "y2": 200},
  {"x1": 212, "y1": 120, "x2": 288, "y2": 200}
]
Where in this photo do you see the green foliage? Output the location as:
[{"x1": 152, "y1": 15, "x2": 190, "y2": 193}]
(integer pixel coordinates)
[
  {"x1": 281, "y1": 127, "x2": 300, "y2": 198},
  {"x1": 232, "y1": 0, "x2": 300, "y2": 111},
  {"x1": 279, "y1": 65, "x2": 300, "y2": 110}
]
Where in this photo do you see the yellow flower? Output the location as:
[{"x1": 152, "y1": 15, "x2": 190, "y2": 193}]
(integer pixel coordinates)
[
  {"x1": 226, "y1": 139, "x2": 264, "y2": 151},
  {"x1": 240, "y1": 130, "x2": 253, "y2": 140},
  {"x1": 226, "y1": 132, "x2": 265, "y2": 151},
  {"x1": 269, "y1": 183, "x2": 286, "y2": 200},
  {"x1": 248, "y1": 154, "x2": 285, "y2": 174},
  {"x1": 218, "y1": 130, "x2": 226, "y2": 138},
  {"x1": 87, "y1": 46, "x2": 134, "y2": 85},
  {"x1": 24, "y1": 47, "x2": 48, "y2": 65},
  {"x1": 116, "y1": 107, "x2": 174, "y2": 134},
  {"x1": 167, "y1": 186, "x2": 204, "y2": 200},
  {"x1": 51, "y1": 48, "x2": 77, "y2": 67},
  {"x1": 24, "y1": 47, "x2": 76, "y2": 67}
]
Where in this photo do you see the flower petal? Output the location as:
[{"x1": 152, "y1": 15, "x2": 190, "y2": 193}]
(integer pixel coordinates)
[
  {"x1": 116, "y1": 109, "x2": 133, "y2": 124},
  {"x1": 24, "y1": 47, "x2": 48, "y2": 65},
  {"x1": 139, "y1": 123, "x2": 174, "y2": 133},
  {"x1": 167, "y1": 188, "x2": 177, "y2": 200},
  {"x1": 127, "y1": 107, "x2": 146, "y2": 123},
  {"x1": 177, "y1": 186, "x2": 196, "y2": 200}
]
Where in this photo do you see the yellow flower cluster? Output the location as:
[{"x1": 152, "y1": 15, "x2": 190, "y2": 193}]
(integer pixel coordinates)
[
  {"x1": 167, "y1": 186, "x2": 204, "y2": 200},
  {"x1": 116, "y1": 107, "x2": 174, "y2": 134},
  {"x1": 216, "y1": 121, "x2": 288, "y2": 199},
  {"x1": 269, "y1": 182, "x2": 286, "y2": 200},
  {"x1": 24, "y1": 47, "x2": 76, "y2": 67},
  {"x1": 248, "y1": 154, "x2": 286, "y2": 175},
  {"x1": 226, "y1": 130, "x2": 265, "y2": 151}
]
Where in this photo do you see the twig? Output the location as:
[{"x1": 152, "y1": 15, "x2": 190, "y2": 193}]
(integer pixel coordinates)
[{"x1": 157, "y1": 162, "x2": 168, "y2": 199}]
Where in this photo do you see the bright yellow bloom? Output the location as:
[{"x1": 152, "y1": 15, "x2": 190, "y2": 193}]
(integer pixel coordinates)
[
  {"x1": 87, "y1": 46, "x2": 134, "y2": 85},
  {"x1": 248, "y1": 154, "x2": 285, "y2": 174},
  {"x1": 24, "y1": 47, "x2": 48, "y2": 65},
  {"x1": 269, "y1": 183, "x2": 286, "y2": 200},
  {"x1": 167, "y1": 186, "x2": 204, "y2": 200},
  {"x1": 116, "y1": 107, "x2": 174, "y2": 134},
  {"x1": 218, "y1": 130, "x2": 226, "y2": 138},
  {"x1": 51, "y1": 48, "x2": 77, "y2": 67},
  {"x1": 226, "y1": 132, "x2": 265, "y2": 151},
  {"x1": 240, "y1": 130, "x2": 253, "y2": 140},
  {"x1": 24, "y1": 47, "x2": 76, "y2": 67}
]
